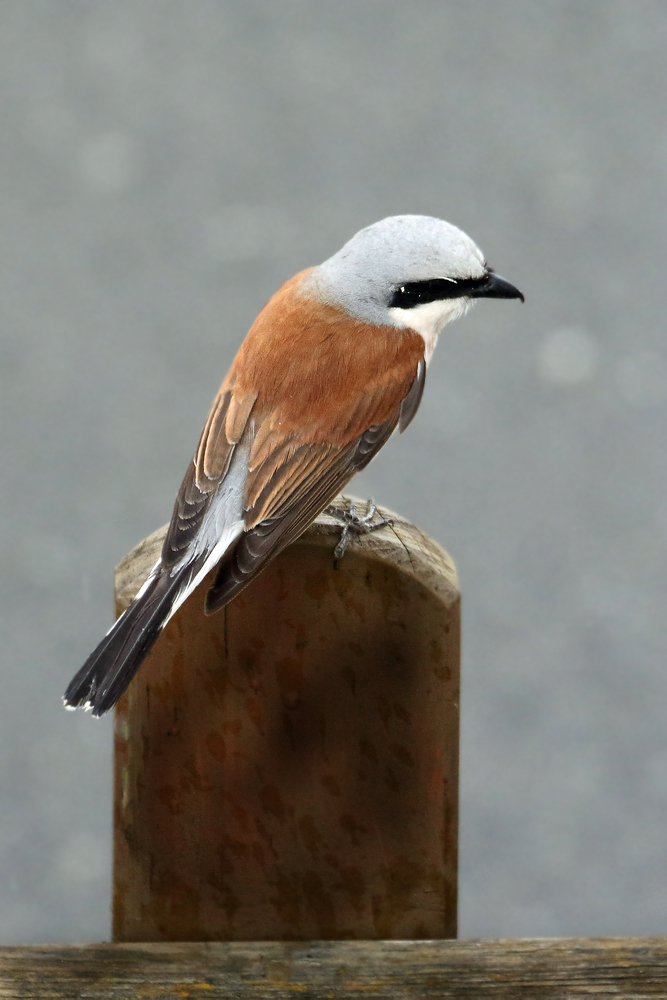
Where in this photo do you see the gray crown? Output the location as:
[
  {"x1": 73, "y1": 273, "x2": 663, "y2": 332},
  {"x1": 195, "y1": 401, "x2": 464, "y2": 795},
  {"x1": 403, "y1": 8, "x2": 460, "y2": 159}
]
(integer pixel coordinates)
[{"x1": 304, "y1": 214, "x2": 487, "y2": 326}]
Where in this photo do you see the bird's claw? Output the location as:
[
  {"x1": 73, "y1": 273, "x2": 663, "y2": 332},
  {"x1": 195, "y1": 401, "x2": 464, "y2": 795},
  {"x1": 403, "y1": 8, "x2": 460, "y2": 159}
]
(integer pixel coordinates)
[{"x1": 325, "y1": 498, "x2": 394, "y2": 565}]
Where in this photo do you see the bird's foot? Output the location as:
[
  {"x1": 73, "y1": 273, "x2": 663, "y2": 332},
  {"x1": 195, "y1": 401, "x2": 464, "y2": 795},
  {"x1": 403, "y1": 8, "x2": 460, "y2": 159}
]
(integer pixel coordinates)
[{"x1": 324, "y1": 498, "x2": 394, "y2": 565}]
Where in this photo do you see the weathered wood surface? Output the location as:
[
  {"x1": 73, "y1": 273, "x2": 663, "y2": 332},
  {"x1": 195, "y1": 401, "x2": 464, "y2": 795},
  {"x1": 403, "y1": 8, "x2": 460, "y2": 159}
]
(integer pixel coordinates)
[
  {"x1": 2, "y1": 939, "x2": 667, "y2": 998},
  {"x1": 113, "y1": 497, "x2": 460, "y2": 942}
]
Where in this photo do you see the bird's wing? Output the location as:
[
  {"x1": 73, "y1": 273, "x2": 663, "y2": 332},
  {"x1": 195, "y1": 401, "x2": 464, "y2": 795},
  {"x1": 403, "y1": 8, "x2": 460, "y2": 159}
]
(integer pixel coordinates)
[
  {"x1": 204, "y1": 360, "x2": 425, "y2": 613},
  {"x1": 66, "y1": 359, "x2": 422, "y2": 714}
]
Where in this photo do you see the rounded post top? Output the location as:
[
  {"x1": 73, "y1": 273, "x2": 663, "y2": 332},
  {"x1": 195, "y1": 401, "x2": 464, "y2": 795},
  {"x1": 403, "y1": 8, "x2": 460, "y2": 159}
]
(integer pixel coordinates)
[{"x1": 114, "y1": 494, "x2": 459, "y2": 614}]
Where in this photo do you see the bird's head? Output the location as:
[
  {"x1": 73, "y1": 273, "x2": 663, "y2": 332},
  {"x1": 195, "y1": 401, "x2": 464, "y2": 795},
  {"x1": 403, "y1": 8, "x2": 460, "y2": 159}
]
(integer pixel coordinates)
[{"x1": 307, "y1": 214, "x2": 523, "y2": 339}]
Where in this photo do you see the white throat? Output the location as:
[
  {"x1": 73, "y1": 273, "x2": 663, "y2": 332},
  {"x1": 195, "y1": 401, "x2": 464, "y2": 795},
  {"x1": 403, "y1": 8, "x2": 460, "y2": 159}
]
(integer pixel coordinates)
[{"x1": 388, "y1": 298, "x2": 472, "y2": 364}]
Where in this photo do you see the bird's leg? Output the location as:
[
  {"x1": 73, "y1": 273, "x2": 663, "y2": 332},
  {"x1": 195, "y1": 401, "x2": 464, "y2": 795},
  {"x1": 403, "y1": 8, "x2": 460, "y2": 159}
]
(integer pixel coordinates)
[{"x1": 324, "y1": 498, "x2": 394, "y2": 565}]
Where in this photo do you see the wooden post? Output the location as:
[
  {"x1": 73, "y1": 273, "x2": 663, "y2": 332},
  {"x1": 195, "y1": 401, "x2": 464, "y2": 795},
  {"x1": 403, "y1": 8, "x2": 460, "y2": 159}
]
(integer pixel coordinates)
[{"x1": 112, "y1": 496, "x2": 460, "y2": 942}]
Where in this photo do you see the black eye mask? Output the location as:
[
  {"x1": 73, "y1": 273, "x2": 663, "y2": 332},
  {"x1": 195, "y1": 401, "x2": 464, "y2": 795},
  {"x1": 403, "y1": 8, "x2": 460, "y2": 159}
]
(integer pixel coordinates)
[{"x1": 390, "y1": 271, "x2": 523, "y2": 308}]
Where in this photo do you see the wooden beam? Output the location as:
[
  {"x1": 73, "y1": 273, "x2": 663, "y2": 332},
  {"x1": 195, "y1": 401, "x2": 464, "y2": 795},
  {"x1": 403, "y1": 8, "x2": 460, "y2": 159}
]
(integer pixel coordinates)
[
  {"x1": 2, "y1": 938, "x2": 667, "y2": 998},
  {"x1": 112, "y1": 498, "x2": 460, "y2": 942}
]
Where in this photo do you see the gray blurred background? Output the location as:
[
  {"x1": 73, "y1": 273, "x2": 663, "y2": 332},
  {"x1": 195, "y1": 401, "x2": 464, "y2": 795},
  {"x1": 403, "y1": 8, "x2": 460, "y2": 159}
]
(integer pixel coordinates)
[{"x1": 1, "y1": 0, "x2": 666, "y2": 943}]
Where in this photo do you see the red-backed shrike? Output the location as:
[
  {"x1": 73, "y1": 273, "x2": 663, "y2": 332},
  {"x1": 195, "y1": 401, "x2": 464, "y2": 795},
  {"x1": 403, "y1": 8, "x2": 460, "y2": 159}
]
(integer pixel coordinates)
[{"x1": 65, "y1": 214, "x2": 523, "y2": 715}]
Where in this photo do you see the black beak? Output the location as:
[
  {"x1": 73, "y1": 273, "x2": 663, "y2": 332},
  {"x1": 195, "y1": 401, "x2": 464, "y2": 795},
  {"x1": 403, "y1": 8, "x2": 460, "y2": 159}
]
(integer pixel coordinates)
[{"x1": 471, "y1": 271, "x2": 524, "y2": 302}]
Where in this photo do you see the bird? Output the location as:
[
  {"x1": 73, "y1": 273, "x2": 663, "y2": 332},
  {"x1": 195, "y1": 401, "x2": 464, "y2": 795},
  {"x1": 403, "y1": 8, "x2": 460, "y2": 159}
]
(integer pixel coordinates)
[{"x1": 64, "y1": 214, "x2": 523, "y2": 716}]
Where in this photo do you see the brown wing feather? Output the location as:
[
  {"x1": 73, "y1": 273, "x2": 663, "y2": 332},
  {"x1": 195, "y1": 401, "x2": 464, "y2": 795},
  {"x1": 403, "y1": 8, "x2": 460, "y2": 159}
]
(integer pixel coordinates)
[
  {"x1": 195, "y1": 390, "x2": 231, "y2": 488},
  {"x1": 161, "y1": 386, "x2": 257, "y2": 568}
]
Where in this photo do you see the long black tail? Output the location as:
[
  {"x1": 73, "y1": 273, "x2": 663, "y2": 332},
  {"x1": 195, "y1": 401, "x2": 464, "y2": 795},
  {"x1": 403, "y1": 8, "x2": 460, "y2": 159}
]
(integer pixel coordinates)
[{"x1": 64, "y1": 558, "x2": 201, "y2": 717}]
